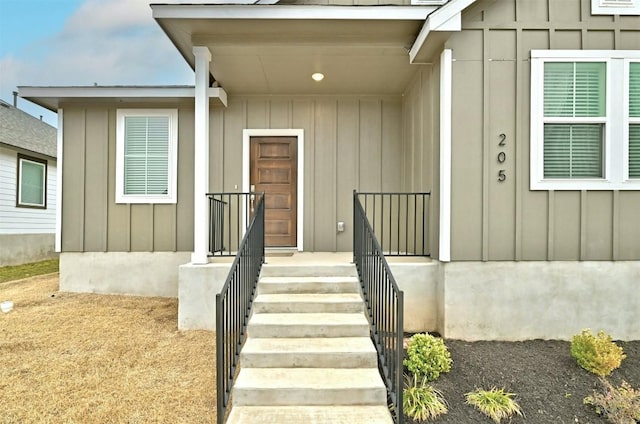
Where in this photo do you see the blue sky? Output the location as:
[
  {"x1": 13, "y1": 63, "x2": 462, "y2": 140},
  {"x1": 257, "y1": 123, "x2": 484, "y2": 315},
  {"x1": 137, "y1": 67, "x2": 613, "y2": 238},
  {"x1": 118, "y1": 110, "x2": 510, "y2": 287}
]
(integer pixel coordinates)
[{"x1": 0, "y1": 0, "x2": 194, "y2": 127}]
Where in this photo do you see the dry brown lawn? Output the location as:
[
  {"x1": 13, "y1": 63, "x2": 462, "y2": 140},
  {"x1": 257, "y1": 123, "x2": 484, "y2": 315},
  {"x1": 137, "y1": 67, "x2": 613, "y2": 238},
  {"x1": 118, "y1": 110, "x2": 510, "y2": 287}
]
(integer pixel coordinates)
[{"x1": 0, "y1": 274, "x2": 215, "y2": 423}]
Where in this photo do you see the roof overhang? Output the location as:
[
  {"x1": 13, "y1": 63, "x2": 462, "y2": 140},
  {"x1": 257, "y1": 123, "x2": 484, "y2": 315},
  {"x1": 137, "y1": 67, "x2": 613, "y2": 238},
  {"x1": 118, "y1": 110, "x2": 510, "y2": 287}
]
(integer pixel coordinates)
[
  {"x1": 152, "y1": 4, "x2": 445, "y2": 95},
  {"x1": 409, "y1": 0, "x2": 477, "y2": 63},
  {"x1": 18, "y1": 86, "x2": 228, "y2": 112}
]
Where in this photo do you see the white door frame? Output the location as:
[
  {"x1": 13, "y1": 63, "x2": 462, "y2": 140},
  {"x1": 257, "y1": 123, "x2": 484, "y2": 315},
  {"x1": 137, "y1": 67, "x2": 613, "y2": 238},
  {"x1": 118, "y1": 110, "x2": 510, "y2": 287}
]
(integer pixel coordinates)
[{"x1": 243, "y1": 129, "x2": 304, "y2": 251}]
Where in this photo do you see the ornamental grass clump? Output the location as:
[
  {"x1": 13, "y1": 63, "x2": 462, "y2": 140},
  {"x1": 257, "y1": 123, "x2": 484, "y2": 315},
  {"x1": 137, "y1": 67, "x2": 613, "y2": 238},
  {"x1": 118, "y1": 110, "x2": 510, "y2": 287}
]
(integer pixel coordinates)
[
  {"x1": 403, "y1": 375, "x2": 448, "y2": 422},
  {"x1": 403, "y1": 333, "x2": 452, "y2": 382},
  {"x1": 465, "y1": 387, "x2": 523, "y2": 423},
  {"x1": 571, "y1": 329, "x2": 626, "y2": 377},
  {"x1": 584, "y1": 379, "x2": 640, "y2": 424}
]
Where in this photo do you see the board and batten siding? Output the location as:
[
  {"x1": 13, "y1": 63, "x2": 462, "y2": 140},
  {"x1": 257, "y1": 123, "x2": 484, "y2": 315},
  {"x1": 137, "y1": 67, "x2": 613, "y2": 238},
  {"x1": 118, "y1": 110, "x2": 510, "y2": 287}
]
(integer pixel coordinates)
[
  {"x1": 402, "y1": 64, "x2": 441, "y2": 259},
  {"x1": 447, "y1": 0, "x2": 640, "y2": 261},
  {"x1": 60, "y1": 105, "x2": 195, "y2": 253},
  {"x1": 210, "y1": 96, "x2": 403, "y2": 252},
  {"x1": 0, "y1": 146, "x2": 56, "y2": 234},
  {"x1": 60, "y1": 97, "x2": 404, "y2": 253}
]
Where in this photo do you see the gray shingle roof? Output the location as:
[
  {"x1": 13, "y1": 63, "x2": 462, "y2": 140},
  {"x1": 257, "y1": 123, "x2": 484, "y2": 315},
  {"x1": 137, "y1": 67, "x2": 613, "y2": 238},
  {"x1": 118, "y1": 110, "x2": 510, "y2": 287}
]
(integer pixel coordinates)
[{"x1": 0, "y1": 99, "x2": 56, "y2": 158}]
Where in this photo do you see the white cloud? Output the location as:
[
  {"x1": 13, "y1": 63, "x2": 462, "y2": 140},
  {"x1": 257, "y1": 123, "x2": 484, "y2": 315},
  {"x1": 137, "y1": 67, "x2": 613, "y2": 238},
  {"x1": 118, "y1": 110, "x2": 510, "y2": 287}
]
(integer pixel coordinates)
[{"x1": 0, "y1": 0, "x2": 196, "y2": 124}]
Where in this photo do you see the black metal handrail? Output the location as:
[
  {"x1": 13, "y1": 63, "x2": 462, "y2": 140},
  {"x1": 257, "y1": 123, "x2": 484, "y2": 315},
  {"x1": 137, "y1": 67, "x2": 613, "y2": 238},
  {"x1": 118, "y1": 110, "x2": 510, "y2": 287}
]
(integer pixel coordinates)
[
  {"x1": 356, "y1": 192, "x2": 430, "y2": 257},
  {"x1": 208, "y1": 193, "x2": 263, "y2": 256},
  {"x1": 353, "y1": 191, "x2": 404, "y2": 424},
  {"x1": 216, "y1": 194, "x2": 265, "y2": 423}
]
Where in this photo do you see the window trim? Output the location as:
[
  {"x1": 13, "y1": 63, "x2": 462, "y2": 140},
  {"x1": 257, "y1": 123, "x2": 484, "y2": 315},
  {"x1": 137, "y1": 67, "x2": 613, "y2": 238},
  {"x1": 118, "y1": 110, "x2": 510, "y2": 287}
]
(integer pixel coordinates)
[
  {"x1": 115, "y1": 109, "x2": 178, "y2": 204},
  {"x1": 591, "y1": 0, "x2": 640, "y2": 15},
  {"x1": 624, "y1": 59, "x2": 640, "y2": 180},
  {"x1": 530, "y1": 50, "x2": 640, "y2": 191},
  {"x1": 16, "y1": 153, "x2": 47, "y2": 209}
]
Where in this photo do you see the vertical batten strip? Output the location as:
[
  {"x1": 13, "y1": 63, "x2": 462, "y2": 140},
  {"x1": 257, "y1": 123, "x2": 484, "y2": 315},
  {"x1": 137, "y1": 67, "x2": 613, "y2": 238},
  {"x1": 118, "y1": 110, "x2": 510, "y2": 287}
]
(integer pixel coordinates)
[
  {"x1": 612, "y1": 190, "x2": 619, "y2": 259},
  {"x1": 482, "y1": 28, "x2": 490, "y2": 261},
  {"x1": 547, "y1": 190, "x2": 555, "y2": 260},
  {"x1": 580, "y1": 190, "x2": 587, "y2": 260},
  {"x1": 515, "y1": 28, "x2": 523, "y2": 261}
]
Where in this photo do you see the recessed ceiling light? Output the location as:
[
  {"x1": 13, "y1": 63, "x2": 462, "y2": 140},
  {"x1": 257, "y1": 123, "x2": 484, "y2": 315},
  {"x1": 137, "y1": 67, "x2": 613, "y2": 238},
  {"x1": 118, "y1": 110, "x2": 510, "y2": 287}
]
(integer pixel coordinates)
[{"x1": 312, "y1": 72, "x2": 324, "y2": 82}]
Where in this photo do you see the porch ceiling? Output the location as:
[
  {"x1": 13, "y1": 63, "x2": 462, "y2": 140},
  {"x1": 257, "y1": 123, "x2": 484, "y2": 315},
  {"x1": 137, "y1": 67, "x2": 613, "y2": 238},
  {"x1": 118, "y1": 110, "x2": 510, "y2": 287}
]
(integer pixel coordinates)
[{"x1": 153, "y1": 5, "x2": 438, "y2": 95}]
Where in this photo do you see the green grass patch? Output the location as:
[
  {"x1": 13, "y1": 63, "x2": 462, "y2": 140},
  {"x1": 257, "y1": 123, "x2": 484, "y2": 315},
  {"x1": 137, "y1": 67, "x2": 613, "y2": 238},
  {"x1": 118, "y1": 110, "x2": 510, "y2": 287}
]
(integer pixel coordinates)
[{"x1": 0, "y1": 259, "x2": 59, "y2": 283}]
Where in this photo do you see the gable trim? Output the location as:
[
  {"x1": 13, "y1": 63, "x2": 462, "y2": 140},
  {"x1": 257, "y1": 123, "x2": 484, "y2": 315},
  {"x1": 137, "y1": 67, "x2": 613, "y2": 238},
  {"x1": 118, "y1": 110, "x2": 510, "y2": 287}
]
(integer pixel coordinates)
[{"x1": 410, "y1": 0, "x2": 477, "y2": 64}]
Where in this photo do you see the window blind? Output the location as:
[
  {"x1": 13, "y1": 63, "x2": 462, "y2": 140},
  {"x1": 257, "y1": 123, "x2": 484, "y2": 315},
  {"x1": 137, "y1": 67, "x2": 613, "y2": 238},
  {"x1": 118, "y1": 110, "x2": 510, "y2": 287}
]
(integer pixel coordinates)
[
  {"x1": 543, "y1": 62, "x2": 605, "y2": 178},
  {"x1": 544, "y1": 62, "x2": 606, "y2": 117},
  {"x1": 630, "y1": 63, "x2": 640, "y2": 178},
  {"x1": 544, "y1": 124, "x2": 603, "y2": 178},
  {"x1": 20, "y1": 159, "x2": 45, "y2": 206},
  {"x1": 123, "y1": 116, "x2": 169, "y2": 195}
]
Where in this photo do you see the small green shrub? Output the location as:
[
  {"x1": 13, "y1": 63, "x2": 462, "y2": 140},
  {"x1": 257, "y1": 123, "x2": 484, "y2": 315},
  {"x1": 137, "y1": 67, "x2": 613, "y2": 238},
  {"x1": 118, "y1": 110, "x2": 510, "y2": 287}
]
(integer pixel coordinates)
[
  {"x1": 403, "y1": 333, "x2": 452, "y2": 381},
  {"x1": 584, "y1": 379, "x2": 640, "y2": 424},
  {"x1": 465, "y1": 387, "x2": 523, "y2": 423},
  {"x1": 571, "y1": 329, "x2": 626, "y2": 377},
  {"x1": 403, "y1": 375, "x2": 448, "y2": 422}
]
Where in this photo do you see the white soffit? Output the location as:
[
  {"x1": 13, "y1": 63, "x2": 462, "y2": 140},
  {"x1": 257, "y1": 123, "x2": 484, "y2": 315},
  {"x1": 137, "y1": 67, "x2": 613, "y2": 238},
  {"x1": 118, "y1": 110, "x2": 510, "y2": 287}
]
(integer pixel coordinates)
[
  {"x1": 18, "y1": 86, "x2": 228, "y2": 112},
  {"x1": 152, "y1": 4, "x2": 443, "y2": 95}
]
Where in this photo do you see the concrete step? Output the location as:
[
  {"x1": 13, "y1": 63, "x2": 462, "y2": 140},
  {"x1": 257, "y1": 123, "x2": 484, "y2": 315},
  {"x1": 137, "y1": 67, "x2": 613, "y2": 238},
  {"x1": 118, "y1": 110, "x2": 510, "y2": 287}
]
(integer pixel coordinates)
[
  {"x1": 227, "y1": 405, "x2": 394, "y2": 424},
  {"x1": 258, "y1": 276, "x2": 360, "y2": 295},
  {"x1": 260, "y1": 263, "x2": 358, "y2": 278},
  {"x1": 241, "y1": 337, "x2": 377, "y2": 368},
  {"x1": 248, "y1": 313, "x2": 370, "y2": 338},
  {"x1": 232, "y1": 368, "x2": 387, "y2": 406},
  {"x1": 253, "y1": 293, "x2": 363, "y2": 313}
]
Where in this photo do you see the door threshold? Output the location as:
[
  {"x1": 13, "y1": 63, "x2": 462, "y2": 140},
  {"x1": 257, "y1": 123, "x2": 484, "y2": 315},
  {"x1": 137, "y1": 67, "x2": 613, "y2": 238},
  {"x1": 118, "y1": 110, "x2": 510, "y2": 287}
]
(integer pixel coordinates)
[{"x1": 265, "y1": 247, "x2": 298, "y2": 257}]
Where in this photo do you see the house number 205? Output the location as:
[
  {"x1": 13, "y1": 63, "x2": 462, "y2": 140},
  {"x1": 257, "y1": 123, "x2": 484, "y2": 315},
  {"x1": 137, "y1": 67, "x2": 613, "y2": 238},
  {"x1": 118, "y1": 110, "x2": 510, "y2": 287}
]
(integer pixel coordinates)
[{"x1": 497, "y1": 133, "x2": 506, "y2": 182}]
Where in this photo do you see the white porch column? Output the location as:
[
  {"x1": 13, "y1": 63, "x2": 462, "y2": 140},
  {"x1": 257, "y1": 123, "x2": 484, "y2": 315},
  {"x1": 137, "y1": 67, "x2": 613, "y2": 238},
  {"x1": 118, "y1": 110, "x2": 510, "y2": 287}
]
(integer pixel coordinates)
[{"x1": 191, "y1": 46, "x2": 212, "y2": 264}]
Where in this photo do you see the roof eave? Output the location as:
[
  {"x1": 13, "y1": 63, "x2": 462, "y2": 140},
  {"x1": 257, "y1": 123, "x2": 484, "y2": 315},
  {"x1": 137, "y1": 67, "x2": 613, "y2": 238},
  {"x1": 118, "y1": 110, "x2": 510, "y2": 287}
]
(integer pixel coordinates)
[
  {"x1": 409, "y1": 0, "x2": 477, "y2": 63},
  {"x1": 18, "y1": 86, "x2": 228, "y2": 112}
]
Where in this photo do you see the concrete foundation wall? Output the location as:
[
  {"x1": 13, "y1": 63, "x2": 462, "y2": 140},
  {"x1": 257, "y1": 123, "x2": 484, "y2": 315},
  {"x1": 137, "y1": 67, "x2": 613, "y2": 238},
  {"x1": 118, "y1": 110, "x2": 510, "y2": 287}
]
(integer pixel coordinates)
[
  {"x1": 389, "y1": 262, "x2": 439, "y2": 333},
  {"x1": 178, "y1": 262, "x2": 232, "y2": 330},
  {"x1": 59, "y1": 252, "x2": 191, "y2": 297},
  {"x1": 0, "y1": 233, "x2": 57, "y2": 266},
  {"x1": 441, "y1": 261, "x2": 640, "y2": 341}
]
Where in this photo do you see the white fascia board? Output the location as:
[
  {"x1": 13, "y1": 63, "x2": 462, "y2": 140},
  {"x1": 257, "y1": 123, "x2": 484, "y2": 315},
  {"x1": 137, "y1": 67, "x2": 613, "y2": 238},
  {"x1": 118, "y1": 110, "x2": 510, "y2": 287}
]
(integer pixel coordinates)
[
  {"x1": 209, "y1": 87, "x2": 228, "y2": 107},
  {"x1": 20, "y1": 86, "x2": 196, "y2": 99},
  {"x1": 19, "y1": 86, "x2": 228, "y2": 111},
  {"x1": 409, "y1": 0, "x2": 477, "y2": 64},
  {"x1": 152, "y1": 4, "x2": 438, "y2": 21}
]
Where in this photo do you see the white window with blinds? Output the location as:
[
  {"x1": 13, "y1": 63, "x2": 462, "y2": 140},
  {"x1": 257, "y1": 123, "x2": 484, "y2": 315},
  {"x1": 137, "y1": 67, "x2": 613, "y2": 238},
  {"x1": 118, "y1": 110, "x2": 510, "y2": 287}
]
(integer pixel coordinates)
[
  {"x1": 530, "y1": 50, "x2": 640, "y2": 190},
  {"x1": 627, "y1": 61, "x2": 640, "y2": 179},
  {"x1": 17, "y1": 154, "x2": 47, "y2": 208},
  {"x1": 116, "y1": 109, "x2": 178, "y2": 203}
]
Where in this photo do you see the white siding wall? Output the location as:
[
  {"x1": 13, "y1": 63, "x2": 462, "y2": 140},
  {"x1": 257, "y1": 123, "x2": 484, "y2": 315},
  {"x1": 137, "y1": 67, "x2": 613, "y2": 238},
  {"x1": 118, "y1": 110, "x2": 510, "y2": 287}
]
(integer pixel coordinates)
[{"x1": 0, "y1": 146, "x2": 56, "y2": 234}]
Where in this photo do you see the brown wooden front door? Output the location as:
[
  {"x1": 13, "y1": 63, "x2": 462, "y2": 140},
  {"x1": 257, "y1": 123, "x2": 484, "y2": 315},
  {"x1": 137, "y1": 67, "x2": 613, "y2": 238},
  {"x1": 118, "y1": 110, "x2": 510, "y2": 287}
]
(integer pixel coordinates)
[{"x1": 250, "y1": 136, "x2": 297, "y2": 247}]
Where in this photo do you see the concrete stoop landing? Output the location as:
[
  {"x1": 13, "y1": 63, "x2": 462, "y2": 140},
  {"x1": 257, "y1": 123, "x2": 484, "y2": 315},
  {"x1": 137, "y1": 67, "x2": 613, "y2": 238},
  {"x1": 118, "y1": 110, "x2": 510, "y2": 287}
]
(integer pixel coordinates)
[{"x1": 226, "y1": 262, "x2": 393, "y2": 424}]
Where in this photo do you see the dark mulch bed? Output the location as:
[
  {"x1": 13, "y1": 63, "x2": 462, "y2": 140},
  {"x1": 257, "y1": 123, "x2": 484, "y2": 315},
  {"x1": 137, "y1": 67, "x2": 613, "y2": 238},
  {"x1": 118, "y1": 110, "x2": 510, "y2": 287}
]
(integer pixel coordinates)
[{"x1": 404, "y1": 339, "x2": 640, "y2": 424}]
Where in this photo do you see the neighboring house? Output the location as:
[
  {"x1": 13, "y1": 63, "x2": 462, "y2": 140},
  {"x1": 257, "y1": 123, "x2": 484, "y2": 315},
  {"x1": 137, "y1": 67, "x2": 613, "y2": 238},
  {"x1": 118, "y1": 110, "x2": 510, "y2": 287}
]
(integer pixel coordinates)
[
  {"x1": 0, "y1": 98, "x2": 57, "y2": 266},
  {"x1": 20, "y1": 0, "x2": 639, "y2": 340}
]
